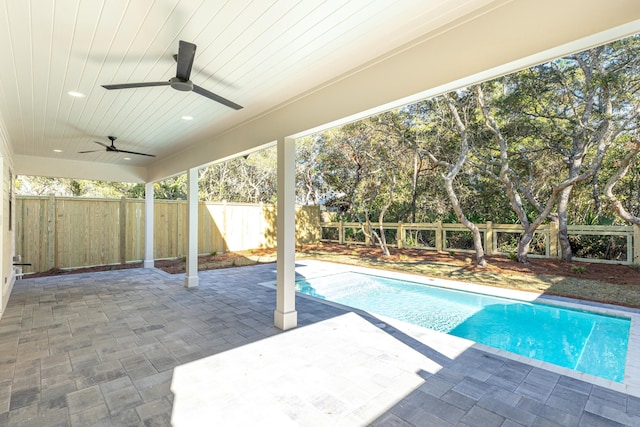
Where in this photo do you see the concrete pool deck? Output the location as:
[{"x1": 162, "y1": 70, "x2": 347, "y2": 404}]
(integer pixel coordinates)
[{"x1": 0, "y1": 261, "x2": 639, "y2": 426}]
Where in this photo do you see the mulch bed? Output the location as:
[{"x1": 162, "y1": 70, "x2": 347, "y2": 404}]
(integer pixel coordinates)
[
  {"x1": 22, "y1": 243, "x2": 639, "y2": 286},
  {"x1": 304, "y1": 243, "x2": 640, "y2": 286}
]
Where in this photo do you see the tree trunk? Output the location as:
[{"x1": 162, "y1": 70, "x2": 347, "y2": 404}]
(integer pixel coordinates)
[
  {"x1": 443, "y1": 177, "x2": 487, "y2": 267},
  {"x1": 411, "y1": 151, "x2": 419, "y2": 223},
  {"x1": 557, "y1": 184, "x2": 574, "y2": 261},
  {"x1": 517, "y1": 231, "x2": 534, "y2": 264},
  {"x1": 604, "y1": 143, "x2": 640, "y2": 226},
  {"x1": 375, "y1": 169, "x2": 396, "y2": 257},
  {"x1": 377, "y1": 222, "x2": 391, "y2": 256},
  {"x1": 469, "y1": 222, "x2": 487, "y2": 267}
]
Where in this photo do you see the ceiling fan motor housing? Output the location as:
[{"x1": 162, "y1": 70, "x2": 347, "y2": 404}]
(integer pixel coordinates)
[{"x1": 169, "y1": 77, "x2": 193, "y2": 91}]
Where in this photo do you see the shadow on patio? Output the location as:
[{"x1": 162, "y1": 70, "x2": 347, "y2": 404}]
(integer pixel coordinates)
[{"x1": 1, "y1": 263, "x2": 639, "y2": 426}]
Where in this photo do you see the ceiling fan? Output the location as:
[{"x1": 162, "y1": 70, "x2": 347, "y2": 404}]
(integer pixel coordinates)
[
  {"x1": 102, "y1": 40, "x2": 243, "y2": 110},
  {"x1": 78, "y1": 136, "x2": 156, "y2": 157}
]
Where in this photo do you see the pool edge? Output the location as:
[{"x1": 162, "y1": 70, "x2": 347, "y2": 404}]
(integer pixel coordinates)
[{"x1": 282, "y1": 259, "x2": 640, "y2": 398}]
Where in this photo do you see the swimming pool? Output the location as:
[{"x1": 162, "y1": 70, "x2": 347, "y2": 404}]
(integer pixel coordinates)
[{"x1": 295, "y1": 271, "x2": 631, "y2": 382}]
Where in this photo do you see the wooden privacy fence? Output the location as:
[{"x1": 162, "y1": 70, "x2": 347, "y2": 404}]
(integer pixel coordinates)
[
  {"x1": 321, "y1": 221, "x2": 640, "y2": 265},
  {"x1": 16, "y1": 196, "x2": 321, "y2": 273}
]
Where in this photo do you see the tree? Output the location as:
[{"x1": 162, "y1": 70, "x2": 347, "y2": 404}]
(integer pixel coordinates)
[
  {"x1": 296, "y1": 137, "x2": 332, "y2": 205},
  {"x1": 376, "y1": 109, "x2": 431, "y2": 223},
  {"x1": 499, "y1": 36, "x2": 640, "y2": 260},
  {"x1": 426, "y1": 93, "x2": 487, "y2": 266},
  {"x1": 475, "y1": 83, "x2": 616, "y2": 263},
  {"x1": 198, "y1": 148, "x2": 277, "y2": 203},
  {"x1": 314, "y1": 119, "x2": 411, "y2": 256}
]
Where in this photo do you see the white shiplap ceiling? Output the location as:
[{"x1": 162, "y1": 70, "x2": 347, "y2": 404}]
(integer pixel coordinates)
[
  {"x1": 1, "y1": 0, "x2": 639, "y2": 182},
  {"x1": 0, "y1": 0, "x2": 485, "y2": 165}
]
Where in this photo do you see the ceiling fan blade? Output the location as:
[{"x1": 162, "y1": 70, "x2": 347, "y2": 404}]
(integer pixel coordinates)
[
  {"x1": 176, "y1": 40, "x2": 196, "y2": 81},
  {"x1": 114, "y1": 148, "x2": 156, "y2": 157},
  {"x1": 193, "y1": 84, "x2": 243, "y2": 110},
  {"x1": 102, "y1": 81, "x2": 171, "y2": 90},
  {"x1": 92, "y1": 140, "x2": 110, "y2": 148},
  {"x1": 78, "y1": 150, "x2": 103, "y2": 154}
]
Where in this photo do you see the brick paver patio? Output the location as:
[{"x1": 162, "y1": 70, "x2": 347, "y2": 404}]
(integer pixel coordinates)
[{"x1": 0, "y1": 263, "x2": 639, "y2": 426}]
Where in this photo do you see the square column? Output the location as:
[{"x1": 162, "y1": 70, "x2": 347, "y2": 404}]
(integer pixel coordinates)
[
  {"x1": 143, "y1": 182, "x2": 155, "y2": 268},
  {"x1": 184, "y1": 168, "x2": 199, "y2": 288},
  {"x1": 274, "y1": 137, "x2": 297, "y2": 330}
]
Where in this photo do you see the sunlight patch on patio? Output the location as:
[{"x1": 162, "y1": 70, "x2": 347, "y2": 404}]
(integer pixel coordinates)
[{"x1": 171, "y1": 312, "x2": 469, "y2": 426}]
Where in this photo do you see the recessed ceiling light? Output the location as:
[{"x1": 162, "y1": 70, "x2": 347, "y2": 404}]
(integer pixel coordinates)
[
  {"x1": 181, "y1": 115, "x2": 193, "y2": 121},
  {"x1": 123, "y1": 157, "x2": 131, "y2": 160},
  {"x1": 67, "y1": 91, "x2": 86, "y2": 98},
  {"x1": 53, "y1": 149, "x2": 62, "y2": 153}
]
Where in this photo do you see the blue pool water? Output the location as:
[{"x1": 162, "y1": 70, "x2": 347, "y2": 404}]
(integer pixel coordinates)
[{"x1": 296, "y1": 272, "x2": 630, "y2": 382}]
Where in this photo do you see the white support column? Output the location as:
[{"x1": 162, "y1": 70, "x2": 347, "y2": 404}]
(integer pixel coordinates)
[
  {"x1": 274, "y1": 137, "x2": 297, "y2": 330},
  {"x1": 143, "y1": 182, "x2": 155, "y2": 268},
  {"x1": 184, "y1": 167, "x2": 199, "y2": 288}
]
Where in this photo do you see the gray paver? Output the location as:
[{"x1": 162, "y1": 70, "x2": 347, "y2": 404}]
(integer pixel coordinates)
[
  {"x1": 459, "y1": 405, "x2": 505, "y2": 427},
  {"x1": 628, "y1": 395, "x2": 640, "y2": 416},
  {"x1": 547, "y1": 383, "x2": 589, "y2": 416},
  {"x1": 9, "y1": 387, "x2": 39, "y2": 411},
  {"x1": 65, "y1": 385, "x2": 104, "y2": 414},
  {"x1": 135, "y1": 397, "x2": 172, "y2": 422},
  {"x1": 104, "y1": 385, "x2": 143, "y2": 412},
  {"x1": 0, "y1": 266, "x2": 638, "y2": 426},
  {"x1": 579, "y1": 411, "x2": 627, "y2": 427}
]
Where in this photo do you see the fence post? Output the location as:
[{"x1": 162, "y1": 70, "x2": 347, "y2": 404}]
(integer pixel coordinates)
[
  {"x1": 176, "y1": 199, "x2": 183, "y2": 257},
  {"x1": 485, "y1": 221, "x2": 493, "y2": 255},
  {"x1": 436, "y1": 221, "x2": 443, "y2": 251},
  {"x1": 119, "y1": 197, "x2": 127, "y2": 264},
  {"x1": 397, "y1": 221, "x2": 404, "y2": 248},
  {"x1": 549, "y1": 221, "x2": 559, "y2": 258},
  {"x1": 47, "y1": 194, "x2": 56, "y2": 270},
  {"x1": 634, "y1": 224, "x2": 640, "y2": 264},
  {"x1": 339, "y1": 220, "x2": 344, "y2": 244},
  {"x1": 222, "y1": 200, "x2": 229, "y2": 252}
]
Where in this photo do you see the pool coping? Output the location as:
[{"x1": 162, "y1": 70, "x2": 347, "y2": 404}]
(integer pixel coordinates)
[{"x1": 262, "y1": 260, "x2": 640, "y2": 398}]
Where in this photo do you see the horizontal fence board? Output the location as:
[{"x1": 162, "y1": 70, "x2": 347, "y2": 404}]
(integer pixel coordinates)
[{"x1": 320, "y1": 221, "x2": 639, "y2": 265}]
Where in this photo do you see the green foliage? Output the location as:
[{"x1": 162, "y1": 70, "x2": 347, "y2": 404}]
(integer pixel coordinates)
[
  {"x1": 569, "y1": 235, "x2": 628, "y2": 262},
  {"x1": 571, "y1": 265, "x2": 587, "y2": 274}
]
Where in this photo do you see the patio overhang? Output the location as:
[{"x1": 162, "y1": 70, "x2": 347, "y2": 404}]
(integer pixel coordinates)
[{"x1": 7, "y1": 1, "x2": 640, "y2": 184}]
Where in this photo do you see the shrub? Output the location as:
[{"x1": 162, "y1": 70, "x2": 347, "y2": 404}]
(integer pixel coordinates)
[{"x1": 571, "y1": 265, "x2": 587, "y2": 274}]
